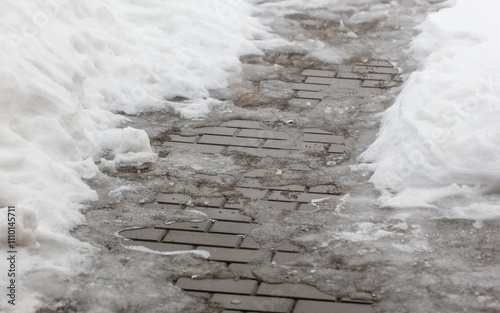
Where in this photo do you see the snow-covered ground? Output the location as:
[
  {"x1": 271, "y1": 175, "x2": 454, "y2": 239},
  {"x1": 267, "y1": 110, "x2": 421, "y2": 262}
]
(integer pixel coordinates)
[
  {"x1": 359, "y1": 0, "x2": 500, "y2": 221},
  {"x1": 0, "y1": 1, "x2": 277, "y2": 311}
]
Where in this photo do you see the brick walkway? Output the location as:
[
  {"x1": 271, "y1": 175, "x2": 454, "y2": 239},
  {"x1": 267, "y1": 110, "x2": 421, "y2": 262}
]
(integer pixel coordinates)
[{"x1": 118, "y1": 62, "x2": 400, "y2": 312}]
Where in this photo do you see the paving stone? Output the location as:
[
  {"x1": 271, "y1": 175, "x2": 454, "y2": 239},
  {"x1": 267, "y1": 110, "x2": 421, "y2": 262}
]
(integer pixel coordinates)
[
  {"x1": 211, "y1": 294, "x2": 295, "y2": 313},
  {"x1": 302, "y1": 69, "x2": 336, "y2": 78},
  {"x1": 226, "y1": 146, "x2": 290, "y2": 158},
  {"x1": 300, "y1": 133, "x2": 345, "y2": 144},
  {"x1": 263, "y1": 140, "x2": 325, "y2": 152},
  {"x1": 228, "y1": 263, "x2": 257, "y2": 279},
  {"x1": 268, "y1": 185, "x2": 306, "y2": 192},
  {"x1": 302, "y1": 128, "x2": 332, "y2": 134},
  {"x1": 168, "y1": 134, "x2": 197, "y2": 143},
  {"x1": 272, "y1": 252, "x2": 301, "y2": 265},
  {"x1": 156, "y1": 193, "x2": 193, "y2": 204},
  {"x1": 163, "y1": 230, "x2": 240, "y2": 248},
  {"x1": 210, "y1": 221, "x2": 260, "y2": 235},
  {"x1": 237, "y1": 178, "x2": 264, "y2": 189},
  {"x1": 267, "y1": 191, "x2": 332, "y2": 203},
  {"x1": 238, "y1": 129, "x2": 292, "y2": 140},
  {"x1": 177, "y1": 278, "x2": 257, "y2": 295},
  {"x1": 220, "y1": 120, "x2": 266, "y2": 129},
  {"x1": 255, "y1": 201, "x2": 297, "y2": 211},
  {"x1": 193, "y1": 126, "x2": 237, "y2": 136},
  {"x1": 289, "y1": 99, "x2": 320, "y2": 106},
  {"x1": 199, "y1": 135, "x2": 262, "y2": 148},
  {"x1": 119, "y1": 228, "x2": 166, "y2": 241},
  {"x1": 194, "y1": 197, "x2": 225, "y2": 208},
  {"x1": 293, "y1": 300, "x2": 373, "y2": 313},
  {"x1": 361, "y1": 80, "x2": 397, "y2": 88},
  {"x1": 309, "y1": 185, "x2": 338, "y2": 194},
  {"x1": 240, "y1": 237, "x2": 261, "y2": 250},
  {"x1": 296, "y1": 91, "x2": 328, "y2": 100},
  {"x1": 291, "y1": 83, "x2": 326, "y2": 92},
  {"x1": 341, "y1": 298, "x2": 375, "y2": 305},
  {"x1": 221, "y1": 311, "x2": 244, "y2": 313},
  {"x1": 336, "y1": 72, "x2": 392, "y2": 81},
  {"x1": 236, "y1": 188, "x2": 267, "y2": 199},
  {"x1": 191, "y1": 207, "x2": 252, "y2": 223},
  {"x1": 163, "y1": 142, "x2": 225, "y2": 154},
  {"x1": 329, "y1": 144, "x2": 347, "y2": 153},
  {"x1": 305, "y1": 77, "x2": 361, "y2": 88},
  {"x1": 198, "y1": 247, "x2": 271, "y2": 263},
  {"x1": 256, "y1": 283, "x2": 336, "y2": 301},
  {"x1": 122, "y1": 241, "x2": 194, "y2": 252},
  {"x1": 184, "y1": 291, "x2": 212, "y2": 299},
  {"x1": 160, "y1": 220, "x2": 211, "y2": 232}
]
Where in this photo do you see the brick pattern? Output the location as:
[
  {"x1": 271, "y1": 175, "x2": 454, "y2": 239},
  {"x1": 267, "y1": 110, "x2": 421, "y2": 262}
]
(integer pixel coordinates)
[
  {"x1": 119, "y1": 186, "x2": 374, "y2": 312},
  {"x1": 162, "y1": 119, "x2": 348, "y2": 157},
  {"x1": 119, "y1": 114, "x2": 377, "y2": 311},
  {"x1": 292, "y1": 60, "x2": 401, "y2": 104}
]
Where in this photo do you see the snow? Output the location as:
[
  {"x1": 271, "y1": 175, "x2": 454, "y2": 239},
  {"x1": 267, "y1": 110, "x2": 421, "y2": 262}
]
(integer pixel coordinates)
[
  {"x1": 0, "y1": 0, "x2": 275, "y2": 311},
  {"x1": 359, "y1": 0, "x2": 500, "y2": 219}
]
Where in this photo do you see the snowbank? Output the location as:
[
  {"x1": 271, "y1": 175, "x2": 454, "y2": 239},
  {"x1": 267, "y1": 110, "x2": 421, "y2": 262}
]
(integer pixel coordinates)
[
  {"x1": 359, "y1": 0, "x2": 500, "y2": 219},
  {"x1": 0, "y1": 0, "x2": 272, "y2": 311}
]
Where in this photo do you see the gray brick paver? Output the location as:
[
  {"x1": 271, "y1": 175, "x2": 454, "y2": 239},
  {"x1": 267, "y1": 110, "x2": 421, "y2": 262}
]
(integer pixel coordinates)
[
  {"x1": 302, "y1": 69, "x2": 336, "y2": 77},
  {"x1": 159, "y1": 220, "x2": 212, "y2": 232},
  {"x1": 300, "y1": 133, "x2": 345, "y2": 144},
  {"x1": 293, "y1": 300, "x2": 373, "y2": 313},
  {"x1": 193, "y1": 126, "x2": 237, "y2": 136},
  {"x1": 163, "y1": 230, "x2": 240, "y2": 248},
  {"x1": 191, "y1": 207, "x2": 252, "y2": 222},
  {"x1": 211, "y1": 294, "x2": 295, "y2": 313},
  {"x1": 238, "y1": 129, "x2": 292, "y2": 140},
  {"x1": 210, "y1": 221, "x2": 260, "y2": 235},
  {"x1": 263, "y1": 140, "x2": 325, "y2": 152},
  {"x1": 168, "y1": 134, "x2": 197, "y2": 143},
  {"x1": 198, "y1": 247, "x2": 271, "y2": 263},
  {"x1": 122, "y1": 241, "x2": 193, "y2": 252},
  {"x1": 199, "y1": 135, "x2": 262, "y2": 147},
  {"x1": 226, "y1": 146, "x2": 290, "y2": 158},
  {"x1": 336, "y1": 72, "x2": 392, "y2": 81},
  {"x1": 156, "y1": 193, "x2": 193, "y2": 204},
  {"x1": 163, "y1": 141, "x2": 225, "y2": 154},
  {"x1": 257, "y1": 283, "x2": 336, "y2": 301},
  {"x1": 220, "y1": 120, "x2": 266, "y2": 129},
  {"x1": 119, "y1": 228, "x2": 165, "y2": 241},
  {"x1": 177, "y1": 278, "x2": 257, "y2": 295}
]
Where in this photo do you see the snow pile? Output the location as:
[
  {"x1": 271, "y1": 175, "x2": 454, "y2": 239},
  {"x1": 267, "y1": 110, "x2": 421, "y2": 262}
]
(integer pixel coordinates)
[
  {"x1": 0, "y1": 0, "x2": 272, "y2": 311},
  {"x1": 360, "y1": 0, "x2": 500, "y2": 219}
]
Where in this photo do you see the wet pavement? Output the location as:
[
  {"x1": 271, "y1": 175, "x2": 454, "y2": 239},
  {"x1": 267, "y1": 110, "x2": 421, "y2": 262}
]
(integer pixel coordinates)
[{"x1": 113, "y1": 63, "x2": 401, "y2": 313}]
